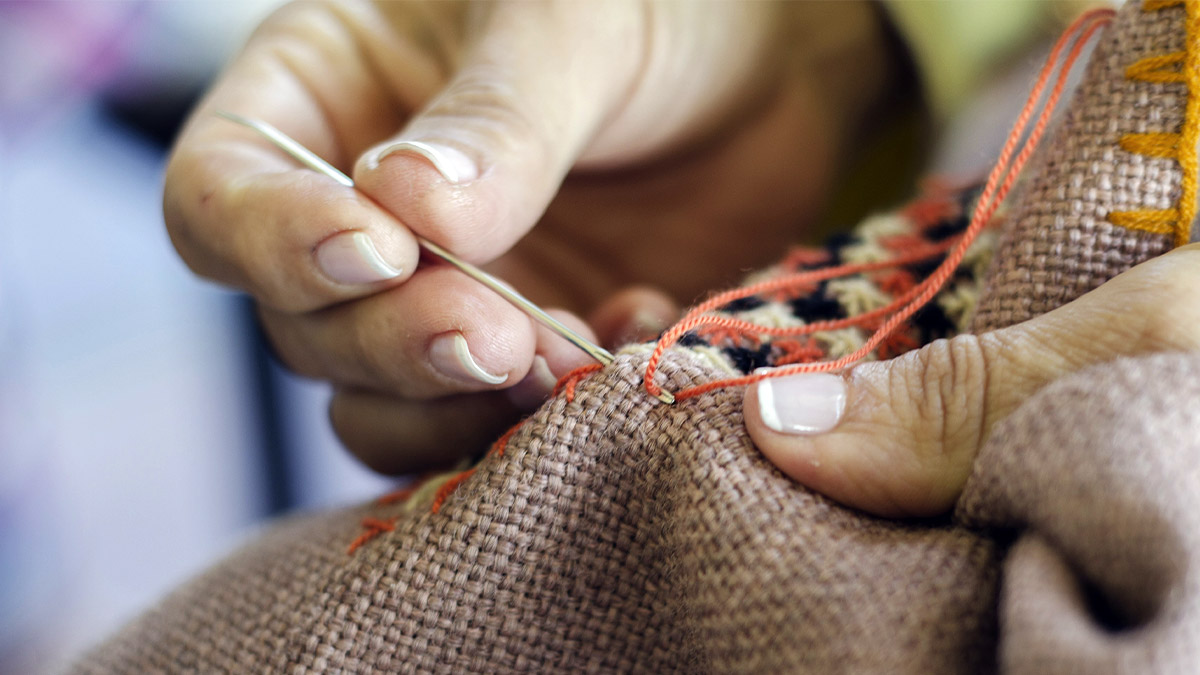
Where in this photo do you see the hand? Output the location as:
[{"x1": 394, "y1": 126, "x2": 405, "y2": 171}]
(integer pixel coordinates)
[
  {"x1": 164, "y1": 0, "x2": 896, "y2": 471},
  {"x1": 745, "y1": 244, "x2": 1200, "y2": 517}
]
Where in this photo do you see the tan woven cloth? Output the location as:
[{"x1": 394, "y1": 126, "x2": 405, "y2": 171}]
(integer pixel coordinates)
[
  {"x1": 971, "y1": 0, "x2": 1193, "y2": 332},
  {"x1": 74, "y1": 1, "x2": 1200, "y2": 672}
]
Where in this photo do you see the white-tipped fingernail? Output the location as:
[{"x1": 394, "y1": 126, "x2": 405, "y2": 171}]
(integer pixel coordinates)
[
  {"x1": 505, "y1": 355, "x2": 557, "y2": 410},
  {"x1": 429, "y1": 332, "x2": 508, "y2": 385},
  {"x1": 756, "y1": 372, "x2": 846, "y2": 435},
  {"x1": 366, "y1": 140, "x2": 478, "y2": 184},
  {"x1": 315, "y1": 231, "x2": 402, "y2": 285}
]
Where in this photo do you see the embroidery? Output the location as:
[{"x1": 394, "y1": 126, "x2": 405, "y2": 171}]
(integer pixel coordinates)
[{"x1": 1109, "y1": 0, "x2": 1198, "y2": 246}]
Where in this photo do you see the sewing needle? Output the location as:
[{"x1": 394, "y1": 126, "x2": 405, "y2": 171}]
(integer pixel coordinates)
[{"x1": 215, "y1": 111, "x2": 675, "y2": 405}]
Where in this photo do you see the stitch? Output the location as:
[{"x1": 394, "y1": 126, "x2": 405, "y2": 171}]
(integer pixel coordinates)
[
  {"x1": 877, "y1": 328, "x2": 920, "y2": 360},
  {"x1": 773, "y1": 339, "x2": 826, "y2": 366},
  {"x1": 1126, "y1": 52, "x2": 1185, "y2": 82},
  {"x1": 1119, "y1": 132, "x2": 1180, "y2": 158},
  {"x1": 552, "y1": 364, "x2": 605, "y2": 403},
  {"x1": 643, "y1": 9, "x2": 1114, "y2": 403},
  {"x1": 874, "y1": 269, "x2": 917, "y2": 296},
  {"x1": 430, "y1": 469, "x2": 476, "y2": 514},
  {"x1": 781, "y1": 247, "x2": 832, "y2": 270},
  {"x1": 1108, "y1": 209, "x2": 1178, "y2": 234},
  {"x1": 346, "y1": 517, "x2": 398, "y2": 555},
  {"x1": 1144, "y1": 0, "x2": 1185, "y2": 11}
]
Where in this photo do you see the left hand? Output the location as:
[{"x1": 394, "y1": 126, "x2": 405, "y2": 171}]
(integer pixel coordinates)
[{"x1": 745, "y1": 243, "x2": 1200, "y2": 517}]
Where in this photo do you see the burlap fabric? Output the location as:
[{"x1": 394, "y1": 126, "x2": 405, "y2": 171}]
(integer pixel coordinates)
[
  {"x1": 74, "y1": 1, "x2": 1200, "y2": 672},
  {"x1": 971, "y1": 0, "x2": 1193, "y2": 332}
]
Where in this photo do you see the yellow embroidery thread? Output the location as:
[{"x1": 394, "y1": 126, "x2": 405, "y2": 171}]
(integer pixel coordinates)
[
  {"x1": 1144, "y1": 0, "x2": 1185, "y2": 11},
  {"x1": 1119, "y1": 132, "x2": 1181, "y2": 157},
  {"x1": 1125, "y1": 51, "x2": 1185, "y2": 82},
  {"x1": 1110, "y1": 1, "x2": 1198, "y2": 246}
]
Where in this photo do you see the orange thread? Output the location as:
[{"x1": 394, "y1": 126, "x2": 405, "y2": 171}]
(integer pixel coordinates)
[
  {"x1": 901, "y1": 190, "x2": 960, "y2": 229},
  {"x1": 488, "y1": 420, "x2": 523, "y2": 458},
  {"x1": 553, "y1": 363, "x2": 605, "y2": 402},
  {"x1": 430, "y1": 468, "x2": 476, "y2": 514},
  {"x1": 643, "y1": 8, "x2": 1115, "y2": 403},
  {"x1": 773, "y1": 339, "x2": 825, "y2": 366},
  {"x1": 782, "y1": 247, "x2": 832, "y2": 269},
  {"x1": 346, "y1": 516, "x2": 398, "y2": 555},
  {"x1": 1118, "y1": 132, "x2": 1180, "y2": 158}
]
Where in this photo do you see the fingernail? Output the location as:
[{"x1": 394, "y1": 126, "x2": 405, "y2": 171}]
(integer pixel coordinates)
[
  {"x1": 756, "y1": 372, "x2": 846, "y2": 435},
  {"x1": 315, "y1": 231, "x2": 402, "y2": 285},
  {"x1": 429, "y1": 332, "x2": 508, "y2": 385},
  {"x1": 366, "y1": 140, "x2": 478, "y2": 184},
  {"x1": 505, "y1": 355, "x2": 557, "y2": 410}
]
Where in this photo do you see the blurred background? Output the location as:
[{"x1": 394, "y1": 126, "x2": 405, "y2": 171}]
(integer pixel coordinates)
[{"x1": 0, "y1": 3, "x2": 394, "y2": 672}]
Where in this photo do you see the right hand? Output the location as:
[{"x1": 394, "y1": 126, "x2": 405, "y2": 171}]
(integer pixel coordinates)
[{"x1": 164, "y1": 0, "x2": 896, "y2": 473}]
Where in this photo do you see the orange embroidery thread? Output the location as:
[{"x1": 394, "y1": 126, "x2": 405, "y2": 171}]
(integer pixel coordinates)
[
  {"x1": 346, "y1": 516, "x2": 398, "y2": 555},
  {"x1": 643, "y1": 8, "x2": 1115, "y2": 403}
]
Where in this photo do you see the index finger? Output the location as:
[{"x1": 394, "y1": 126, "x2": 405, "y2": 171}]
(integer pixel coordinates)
[{"x1": 164, "y1": 0, "x2": 444, "y2": 313}]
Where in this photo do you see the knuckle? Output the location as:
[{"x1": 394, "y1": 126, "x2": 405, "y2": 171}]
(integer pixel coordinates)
[
  {"x1": 428, "y1": 68, "x2": 541, "y2": 155},
  {"x1": 898, "y1": 335, "x2": 990, "y2": 460}
]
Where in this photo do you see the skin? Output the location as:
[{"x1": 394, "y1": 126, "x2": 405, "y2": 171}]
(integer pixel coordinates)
[
  {"x1": 166, "y1": 0, "x2": 894, "y2": 472},
  {"x1": 165, "y1": 0, "x2": 1200, "y2": 518}
]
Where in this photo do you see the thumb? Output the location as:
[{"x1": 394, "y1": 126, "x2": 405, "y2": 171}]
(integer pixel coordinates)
[
  {"x1": 351, "y1": 1, "x2": 646, "y2": 262},
  {"x1": 744, "y1": 245, "x2": 1200, "y2": 518},
  {"x1": 743, "y1": 339, "x2": 996, "y2": 518}
]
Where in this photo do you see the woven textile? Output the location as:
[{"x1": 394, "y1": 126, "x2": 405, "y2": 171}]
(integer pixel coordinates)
[
  {"x1": 971, "y1": 0, "x2": 1195, "y2": 331},
  {"x1": 75, "y1": 1, "x2": 1200, "y2": 672}
]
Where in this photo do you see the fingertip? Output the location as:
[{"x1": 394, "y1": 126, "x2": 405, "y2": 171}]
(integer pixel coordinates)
[
  {"x1": 396, "y1": 267, "x2": 539, "y2": 393},
  {"x1": 353, "y1": 142, "x2": 510, "y2": 262},
  {"x1": 314, "y1": 230, "x2": 404, "y2": 286}
]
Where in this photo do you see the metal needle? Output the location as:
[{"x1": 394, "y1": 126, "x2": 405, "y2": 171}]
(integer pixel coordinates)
[{"x1": 215, "y1": 111, "x2": 675, "y2": 404}]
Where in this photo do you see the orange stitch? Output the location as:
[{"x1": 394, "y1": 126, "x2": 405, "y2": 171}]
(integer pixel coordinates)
[
  {"x1": 552, "y1": 363, "x2": 605, "y2": 403},
  {"x1": 488, "y1": 420, "x2": 524, "y2": 458},
  {"x1": 874, "y1": 269, "x2": 917, "y2": 296},
  {"x1": 1126, "y1": 52, "x2": 1186, "y2": 82},
  {"x1": 877, "y1": 326, "x2": 920, "y2": 360},
  {"x1": 347, "y1": 516, "x2": 398, "y2": 555},
  {"x1": 377, "y1": 486, "x2": 417, "y2": 506},
  {"x1": 901, "y1": 193, "x2": 959, "y2": 229},
  {"x1": 773, "y1": 339, "x2": 825, "y2": 366},
  {"x1": 1108, "y1": 209, "x2": 1178, "y2": 235},
  {"x1": 782, "y1": 247, "x2": 832, "y2": 270},
  {"x1": 1118, "y1": 132, "x2": 1180, "y2": 158},
  {"x1": 643, "y1": 9, "x2": 1114, "y2": 403},
  {"x1": 1144, "y1": 0, "x2": 1184, "y2": 10},
  {"x1": 697, "y1": 324, "x2": 760, "y2": 348},
  {"x1": 430, "y1": 468, "x2": 476, "y2": 514}
]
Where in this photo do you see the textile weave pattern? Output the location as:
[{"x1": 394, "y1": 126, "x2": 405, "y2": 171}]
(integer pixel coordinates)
[{"x1": 971, "y1": 0, "x2": 1192, "y2": 331}]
